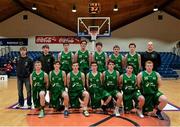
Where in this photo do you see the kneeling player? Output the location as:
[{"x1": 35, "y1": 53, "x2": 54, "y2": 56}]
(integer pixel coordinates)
[
  {"x1": 49, "y1": 61, "x2": 69, "y2": 117},
  {"x1": 67, "y1": 62, "x2": 90, "y2": 117},
  {"x1": 30, "y1": 61, "x2": 48, "y2": 118},
  {"x1": 137, "y1": 60, "x2": 168, "y2": 120},
  {"x1": 87, "y1": 62, "x2": 111, "y2": 113},
  {"x1": 119, "y1": 64, "x2": 144, "y2": 118},
  {"x1": 102, "y1": 60, "x2": 123, "y2": 116}
]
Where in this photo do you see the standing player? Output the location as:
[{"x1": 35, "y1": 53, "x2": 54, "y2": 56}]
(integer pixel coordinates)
[
  {"x1": 119, "y1": 64, "x2": 144, "y2": 118},
  {"x1": 67, "y1": 62, "x2": 90, "y2": 117},
  {"x1": 15, "y1": 47, "x2": 33, "y2": 109},
  {"x1": 49, "y1": 61, "x2": 69, "y2": 117},
  {"x1": 30, "y1": 61, "x2": 49, "y2": 118},
  {"x1": 125, "y1": 43, "x2": 141, "y2": 75},
  {"x1": 137, "y1": 60, "x2": 168, "y2": 120},
  {"x1": 109, "y1": 45, "x2": 124, "y2": 75},
  {"x1": 86, "y1": 62, "x2": 111, "y2": 113},
  {"x1": 93, "y1": 42, "x2": 108, "y2": 73},
  {"x1": 74, "y1": 40, "x2": 91, "y2": 75},
  {"x1": 58, "y1": 42, "x2": 74, "y2": 74},
  {"x1": 102, "y1": 60, "x2": 123, "y2": 116}
]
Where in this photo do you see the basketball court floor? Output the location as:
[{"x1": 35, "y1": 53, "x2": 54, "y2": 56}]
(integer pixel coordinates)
[{"x1": 0, "y1": 78, "x2": 179, "y2": 126}]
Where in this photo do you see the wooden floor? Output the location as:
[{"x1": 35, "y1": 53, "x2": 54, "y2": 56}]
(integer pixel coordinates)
[{"x1": 0, "y1": 78, "x2": 179, "y2": 126}]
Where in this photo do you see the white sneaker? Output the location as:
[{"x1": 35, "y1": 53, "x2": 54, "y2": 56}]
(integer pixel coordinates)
[
  {"x1": 136, "y1": 109, "x2": 144, "y2": 118},
  {"x1": 114, "y1": 108, "x2": 120, "y2": 116}
]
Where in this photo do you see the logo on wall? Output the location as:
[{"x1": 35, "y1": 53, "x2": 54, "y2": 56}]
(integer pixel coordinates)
[
  {"x1": 0, "y1": 38, "x2": 28, "y2": 46},
  {"x1": 35, "y1": 36, "x2": 81, "y2": 44}
]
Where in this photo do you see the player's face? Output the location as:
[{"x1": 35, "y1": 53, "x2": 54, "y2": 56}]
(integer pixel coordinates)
[
  {"x1": 34, "y1": 63, "x2": 42, "y2": 71},
  {"x1": 80, "y1": 42, "x2": 87, "y2": 49},
  {"x1": 147, "y1": 43, "x2": 153, "y2": 51},
  {"x1": 96, "y1": 45, "x2": 102, "y2": 52},
  {"x1": 72, "y1": 63, "x2": 79, "y2": 71},
  {"x1": 63, "y1": 44, "x2": 69, "y2": 51},
  {"x1": 126, "y1": 66, "x2": 133, "y2": 74},
  {"x1": 91, "y1": 64, "x2": 97, "y2": 72},
  {"x1": 145, "y1": 63, "x2": 153, "y2": 72},
  {"x1": 54, "y1": 63, "x2": 60, "y2": 70},
  {"x1": 20, "y1": 50, "x2": 27, "y2": 57},
  {"x1": 113, "y1": 48, "x2": 120, "y2": 54},
  {"x1": 43, "y1": 47, "x2": 49, "y2": 54},
  {"x1": 108, "y1": 62, "x2": 115, "y2": 70},
  {"x1": 129, "y1": 45, "x2": 135, "y2": 53}
]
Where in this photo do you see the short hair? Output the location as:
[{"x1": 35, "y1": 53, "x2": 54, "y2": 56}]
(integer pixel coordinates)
[
  {"x1": 91, "y1": 62, "x2": 97, "y2": 65},
  {"x1": 126, "y1": 64, "x2": 134, "y2": 69},
  {"x1": 145, "y1": 60, "x2": 153, "y2": 65},
  {"x1": 42, "y1": 44, "x2": 49, "y2": 49},
  {"x1": 34, "y1": 60, "x2": 42, "y2": 65},
  {"x1": 96, "y1": 42, "x2": 103, "y2": 47},
  {"x1": 63, "y1": 41, "x2": 69, "y2": 45},
  {"x1": 72, "y1": 62, "x2": 79, "y2": 65},
  {"x1": 129, "y1": 43, "x2": 136, "y2": 48},
  {"x1": 53, "y1": 61, "x2": 60, "y2": 65},
  {"x1": 113, "y1": 45, "x2": 120, "y2": 49},
  {"x1": 107, "y1": 59, "x2": 115, "y2": 65},
  {"x1": 19, "y1": 47, "x2": 27, "y2": 51},
  {"x1": 80, "y1": 40, "x2": 87, "y2": 44}
]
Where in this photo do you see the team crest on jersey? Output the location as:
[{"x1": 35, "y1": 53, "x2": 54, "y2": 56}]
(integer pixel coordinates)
[
  {"x1": 72, "y1": 77, "x2": 75, "y2": 81},
  {"x1": 48, "y1": 59, "x2": 50, "y2": 62},
  {"x1": 96, "y1": 79, "x2": 99, "y2": 82},
  {"x1": 144, "y1": 77, "x2": 148, "y2": 80},
  {"x1": 151, "y1": 54, "x2": 155, "y2": 58},
  {"x1": 25, "y1": 62, "x2": 28, "y2": 66},
  {"x1": 79, "y1": 55, "x2": 82, "y2": 58},
  {"x1": 124, "y1": 80, "x2": 127, "y2": 83},
  {"x1": 33, "y1": 77, "x2": 36, "y2": 80},
  {"x1": 153, "y1": 77, "x2": 156, "y2": 80},
  {"x1": 40, "y1": 77, "x2": 43, "y2": 80}
]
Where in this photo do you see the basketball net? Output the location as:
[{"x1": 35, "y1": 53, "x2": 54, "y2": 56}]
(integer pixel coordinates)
[{"x1": 89, "y1": 30, "x2": 98, "y2": 41}]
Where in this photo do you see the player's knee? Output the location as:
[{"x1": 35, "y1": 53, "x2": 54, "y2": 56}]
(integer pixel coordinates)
[
  {"x1": 117, "y1": 92, "x2": 122, "y2": 99},
  {"x1": 63, "y1": 92, "x2": 69, "y2": 99},
  {"x1": 83, "y1": 91, "x2": 89, "y2": 97},
  {"x1": 138, "y1": 95, "x2": 145, "y2": 102},
  {"x1": 159, "y1": 95, "x2": 168, "y2": 104},
  {"x1": 39, "y1": 91, "x2": 45, "y2": 97}
]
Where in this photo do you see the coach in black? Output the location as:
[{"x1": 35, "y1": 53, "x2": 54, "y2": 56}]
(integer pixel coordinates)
[
  {"x1": 16, "y1": 47, "x2": 33, "y2": 108},
  {"x1": 141, "y1": 41, "x2": 161, "y2": 71}
]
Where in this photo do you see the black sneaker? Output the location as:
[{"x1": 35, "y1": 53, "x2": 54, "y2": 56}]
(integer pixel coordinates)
[
  {"x1": 57, "y1": 105, "x2": 65, "y2": 112},
  {"x1": 156, "y1": 111, "x2": 164, "y2": 120},
  {"x1": 101, "y1": 105, "x2": 108, "y2": 114},
  {"x1": 27, "y1": 105, "x2": 32, "y2": 109},
  {"x1": 64, "y1": 110, "x2": 69, "y2": 118}
]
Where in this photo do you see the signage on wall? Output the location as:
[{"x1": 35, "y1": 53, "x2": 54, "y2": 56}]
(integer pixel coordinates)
[
  {"x1": 35, "y1": 36, "x2": 81, "y2": 44},
  {"x1": 0, "y1": 38, "x2": 28, "y2": 46}
]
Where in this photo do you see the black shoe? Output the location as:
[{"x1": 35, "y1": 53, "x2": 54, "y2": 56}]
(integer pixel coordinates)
[
  {"x1": 101, "y1": 105, "x2": 108, "y2": 114},
  {"x1": 156, "y1": 111, "x2": 164, "y2": 120},
  {"x1": 64, "y1": 110, "x2": 69, "y2": 118},
  {"x1": 27, "y1": 105, "x2": 32, "y2": 109}
]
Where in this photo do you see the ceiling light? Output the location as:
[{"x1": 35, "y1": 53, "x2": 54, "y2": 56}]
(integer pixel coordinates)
[
  {"x1": 113, "y1": 4, "x2": 118, "y2": 11},
  {"x1": 72, "y1": 4, "x2": 76, "y2": 13},
  {"x1": 153, "y1": 5, "x2": 158, "y2": 12},
  {"x1": 32, "y1": 4, "x2": 37, "y2": 11}
]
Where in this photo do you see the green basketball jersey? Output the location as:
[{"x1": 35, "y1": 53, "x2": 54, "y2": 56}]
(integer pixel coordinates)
[
  {"x1": 69, "y1": 71, "x2": 84, "y2": 92},
  {"x1": 60, "y1": 51, "x2": 72, "y2": 73},
  {"x1": 122, "y1": 74, "x2": 136, "y2": 94},
  {"x1": 110, "y1": 54, "x2": 123, "y2": 74},
  {"x1": 104, "y1": 70, "x2": 118, "y2": 91},
  {"x1": 88, "y1": 72, "x2": 101, "y2": 88},
  {"x1": 77, "y1": 50, "x2": 89, "y2": 71},
  {"x1": 94, "y1": 51, "x2": 106, "y2": 72},
  {"x1": 127, "y1": 53, "x2": 139, "y2": 75},
  {"x1": 31, "y1": 70, "x2": 45, "y2": 90},
  {"x1": 141, "y1": 71, "x2": 158, "y2": 95},
  {"x1": 50, "y1": 70, "x2": 64, "y2": 89}
]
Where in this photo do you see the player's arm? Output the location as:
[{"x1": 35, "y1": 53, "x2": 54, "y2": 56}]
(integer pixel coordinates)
[
  {"x1": 86, "y1": 73, "x2": 89, "y2": 89},
  {"x1": 81, "y1": 72, "x2": 85, "y2": 87},
  {"x1": 71, "y1": 52, "x2": 75, "y2": 63},
  {"x1": 105, "y1": 52, "x2": 109, "y2": 67},
  {"x1": 102, "y1": 71, "x2": 105, "y2": 85},
  {"x1": 88, "y1": 51, "x2": 92, "y2": 66},
  {"x1": 124, "y1": 54, "x2": 128, "y2": 68},
  {"x1": 44, "y1": 72, "x2": 49, "y2": 89},
  {"x1": 156, "y1": 72, "x2": 162, "y2": 88},
  {"x1": 138, "y1": 54, "x2": 142, "y2": 70},
  {"x1": 66, "y1": 73, "x2": 70, "y2": 88},
  {"x1": 121, "y1": 55, "x2": 125, "y2": 69},
  {"x1": 30, "y1": 74, "x2": 32, "y2": 86},
  {"x1": 119, "y1": 74, "x2": 123, "y2": 89},
  {"x1": 137, "y1": 72, "x2": 142, "y2": 88},
  {"x1": 62, "y1": 71, "x2": 67, "y2": 87},
  {"x1": 91, "y1": 52, "x2": 95, "y2": 62},
  {"x1": 58, "y1": 52, "x2": 61, "y2": 61},
  {"x1": 116, "y1": 71, "x2": 120, "y2": 86},
  {"x1": 74, "y1": 51, "x2": 78, "y2": 62}
]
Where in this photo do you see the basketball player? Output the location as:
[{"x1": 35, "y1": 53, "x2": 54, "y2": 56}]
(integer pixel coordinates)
[
  {"x1": 102, "y1": 60, "x2": 123, "y2": 116},
  {"x1": 93, "y1": 42, "x2": 108, "y2": 73},
  {"x1": 137, "y1": 60, "x2": 168, "y2": 120},
  {"x1": 109, "y1": 45, "x2": 124, "y2": 74},
  {"x1": 74, "y1": 40, "x2": 91, "y2": 75},
  {"x1": 30, "y1": 61, "x2": 48, "y2": 118},
  {"x1": 49, "y1": 61, "x2": 69, "y2": 117},
  {"x1": 86, "y1": 62, "x2": 111, "y2": 113},
  {"x1": 58, "y1": 42, "x2": 74, "y2": 74},
  {"x1": 119, "y1": 64, "x2": 144, "y2": 118},
  {"x1": 67, "y1": 62, "x2": 90, "y2": 117},
  {"x1": 125, "y1": 43, "x2": 141, "y2": 75}
]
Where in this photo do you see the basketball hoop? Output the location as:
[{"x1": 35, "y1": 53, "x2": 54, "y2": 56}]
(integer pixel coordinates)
[{"x1": 89, "y1": 30, "x2": 98, "y2": 41}]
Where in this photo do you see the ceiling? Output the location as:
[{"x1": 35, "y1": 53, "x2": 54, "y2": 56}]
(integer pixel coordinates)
[{"x1": 0, "y1": 0, "x2": 180, "y2": 33}]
